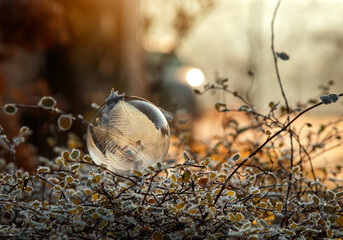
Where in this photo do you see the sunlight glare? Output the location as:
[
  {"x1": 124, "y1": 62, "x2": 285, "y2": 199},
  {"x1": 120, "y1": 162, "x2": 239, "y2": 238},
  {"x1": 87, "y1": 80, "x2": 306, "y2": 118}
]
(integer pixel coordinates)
[{"x1": 186, "y1": 68, "x2": 205, "y2": 87}]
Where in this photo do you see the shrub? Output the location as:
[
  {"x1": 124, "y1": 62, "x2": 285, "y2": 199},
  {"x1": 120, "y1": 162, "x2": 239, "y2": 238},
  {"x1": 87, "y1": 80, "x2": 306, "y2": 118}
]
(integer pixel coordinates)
[
  {"x1": 1, "y1": 1, "x2": 343, "y2": 240},
  {"x1": 1, "y1": 83, "x2": 343, "y2": 240}
]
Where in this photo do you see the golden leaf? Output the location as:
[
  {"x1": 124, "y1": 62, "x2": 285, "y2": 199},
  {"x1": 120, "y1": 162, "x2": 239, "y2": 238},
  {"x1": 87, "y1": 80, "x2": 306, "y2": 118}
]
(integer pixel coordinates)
[
  {"x1": 227, "y1": 190, "x2": 236, "y2": 197},
  {"x1": 152, "y1": 231, "x2": 163, "y2": 240},
  {"x1": 276, "y1": 202, "x2": 283, "y2": 213},
  {"x1": 336, "y1": 216, "x2": 343, "y2": 226}
]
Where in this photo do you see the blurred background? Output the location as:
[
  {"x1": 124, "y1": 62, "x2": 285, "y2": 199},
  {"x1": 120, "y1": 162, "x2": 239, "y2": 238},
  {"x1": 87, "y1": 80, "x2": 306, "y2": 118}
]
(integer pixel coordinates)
[{"x1": 0, "y1": 0, "x2": 343, "y2": 171}]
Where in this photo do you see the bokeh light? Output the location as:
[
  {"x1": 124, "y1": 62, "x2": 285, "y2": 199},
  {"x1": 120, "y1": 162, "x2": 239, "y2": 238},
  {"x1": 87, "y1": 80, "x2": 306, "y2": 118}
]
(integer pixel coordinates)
[{"x1": 186, "y1": 68, "x2": 205, "y2": 87}]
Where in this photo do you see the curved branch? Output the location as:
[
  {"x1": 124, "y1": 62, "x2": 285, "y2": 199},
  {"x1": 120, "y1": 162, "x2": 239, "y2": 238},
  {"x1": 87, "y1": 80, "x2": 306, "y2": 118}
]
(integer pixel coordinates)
[{"x1": 214, "y1": 94, "x2": 343, "y2": 204}]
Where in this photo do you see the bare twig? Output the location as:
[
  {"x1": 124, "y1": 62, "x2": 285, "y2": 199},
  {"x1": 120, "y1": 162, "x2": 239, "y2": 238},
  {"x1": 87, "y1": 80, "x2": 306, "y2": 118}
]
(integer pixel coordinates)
[
  {"x1": 66, "y1": 160, "x2": 137, "y2": 184},
  {"x1": 214, "y1": 94, "x2": 343, "y2": 204},
  {"x1": 271, "y1": 0, "x2": 289, "y2": 117},
  {"x1": 281, "y1": 133, "x2": 294, "y2": 227},
  {"x1": 0, "y1": 124, "x2": 18, "y2": 180},
  {"x1": 13, "y1": 104, "x2": 89, "y2": 126}
]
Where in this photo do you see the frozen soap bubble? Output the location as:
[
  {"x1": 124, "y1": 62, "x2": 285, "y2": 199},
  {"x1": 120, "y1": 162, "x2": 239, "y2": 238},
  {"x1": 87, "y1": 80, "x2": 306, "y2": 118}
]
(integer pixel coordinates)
[{"x1": 86, "y1": 92, "x2": 170, "y2": 173}]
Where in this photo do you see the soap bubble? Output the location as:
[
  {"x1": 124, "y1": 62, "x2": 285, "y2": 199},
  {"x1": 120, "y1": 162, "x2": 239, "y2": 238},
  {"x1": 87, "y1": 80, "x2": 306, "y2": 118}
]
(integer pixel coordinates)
[{"x1": 86, "y1": 94, "x2": 170, "y2": 173}]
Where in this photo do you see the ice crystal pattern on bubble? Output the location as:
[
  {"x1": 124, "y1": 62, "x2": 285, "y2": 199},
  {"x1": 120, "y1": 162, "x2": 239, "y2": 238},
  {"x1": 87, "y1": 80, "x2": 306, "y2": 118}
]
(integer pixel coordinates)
[{"x1": 86, "y1": 95, "x2": 170, "y2": 172}]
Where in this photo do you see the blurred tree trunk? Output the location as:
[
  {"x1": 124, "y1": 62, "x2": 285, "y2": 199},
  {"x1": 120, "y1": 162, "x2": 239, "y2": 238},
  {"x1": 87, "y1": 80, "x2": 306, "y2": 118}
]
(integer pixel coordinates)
[
  {"x1": 44, "y1": 0, "x2": 148, "y2": 108},
  {"x1": 118, "y1": 0, "x2": 148, "y2": 98}
]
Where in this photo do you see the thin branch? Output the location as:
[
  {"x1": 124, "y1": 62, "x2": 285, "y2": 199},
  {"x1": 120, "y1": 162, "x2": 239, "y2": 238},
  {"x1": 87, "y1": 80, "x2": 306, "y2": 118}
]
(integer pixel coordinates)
[
  {"x1": 0, "y1": 124, "x2": 18, "y2": 179},
  {"x1": 271, "y1": 0, "x2": 289, "y2": 117},
  {"x1": 13, "y1": 104, "x2": 89, "y2": 126},
  {"x1": 66, "y1": 160, "x2": 137, "y2": 184},
  {"x1": 281, "y1": 133, "x2": 294, "y2": 227},
  {"x1": 214, "y1": 94, "x2": 343, "y2": 204}
]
